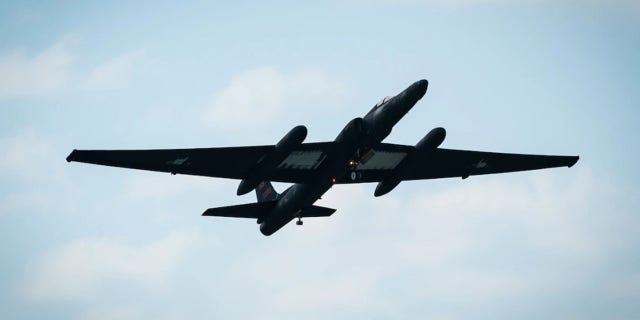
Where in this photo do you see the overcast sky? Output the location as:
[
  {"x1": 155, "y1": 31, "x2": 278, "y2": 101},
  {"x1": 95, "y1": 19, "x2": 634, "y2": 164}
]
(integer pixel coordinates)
[{"x1": 1, "y1": 1, "x2": 639, "y2": 319}]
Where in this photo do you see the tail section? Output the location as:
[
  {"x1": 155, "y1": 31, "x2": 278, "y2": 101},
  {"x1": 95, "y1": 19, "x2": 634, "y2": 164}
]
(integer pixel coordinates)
[
  {"x1": 256, "y1": 181, "x2": 279, "y2": 202},
  {"x1": 202, "y1": 202, "x2": 276, "y2": 219}
]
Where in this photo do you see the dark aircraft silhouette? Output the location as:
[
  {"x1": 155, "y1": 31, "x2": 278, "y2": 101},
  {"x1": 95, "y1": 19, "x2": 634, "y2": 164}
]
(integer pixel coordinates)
[{"x1": 67, "y1": 79, "x2": 579, "y2": 236}]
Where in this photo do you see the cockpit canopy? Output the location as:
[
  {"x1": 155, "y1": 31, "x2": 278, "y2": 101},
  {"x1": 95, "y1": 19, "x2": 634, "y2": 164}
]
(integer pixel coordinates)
[{"x1": 374, "y1": 96, "x2": 393, "y2": 108}]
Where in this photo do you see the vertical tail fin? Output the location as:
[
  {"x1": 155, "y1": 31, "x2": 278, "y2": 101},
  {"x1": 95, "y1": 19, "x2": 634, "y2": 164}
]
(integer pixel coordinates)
[{"x1": 256, "y1": 181, "x2": 279, "y2": 202}]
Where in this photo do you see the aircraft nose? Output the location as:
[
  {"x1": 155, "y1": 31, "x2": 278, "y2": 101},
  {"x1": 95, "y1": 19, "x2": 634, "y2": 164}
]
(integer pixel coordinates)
[{"x1": 411, "y1": 79, "x2": 428, "y2": 100}]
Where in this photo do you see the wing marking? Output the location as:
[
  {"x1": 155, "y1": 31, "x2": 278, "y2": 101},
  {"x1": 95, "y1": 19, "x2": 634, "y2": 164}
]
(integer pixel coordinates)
[{"x1": 166, "y1": 156, "x2": 190, "y2": 166}]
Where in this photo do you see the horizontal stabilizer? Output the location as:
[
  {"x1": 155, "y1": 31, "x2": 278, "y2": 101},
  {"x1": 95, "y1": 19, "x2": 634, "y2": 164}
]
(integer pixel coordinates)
[
  {"x1": 202, "y1": 202, "x2": 336, "y2": 219},
  {"x1": 202, "y1": 202, "x2": 276, "y2": 219},
  {"x1": 300, "y1": 205, "x2": 337, "y2": 217}
]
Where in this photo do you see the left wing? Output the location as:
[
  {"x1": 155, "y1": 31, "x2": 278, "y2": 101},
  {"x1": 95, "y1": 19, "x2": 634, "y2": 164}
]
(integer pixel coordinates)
[{"x1": 402, "y1": 148, "x2": 579, "y2": 180}]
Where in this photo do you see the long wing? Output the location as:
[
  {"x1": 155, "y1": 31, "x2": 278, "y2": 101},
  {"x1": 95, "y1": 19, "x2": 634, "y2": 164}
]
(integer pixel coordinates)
[
  {"x1": 339, "y1": 145, "x2": 579, "y2": 183},
  {"x1": 67, "y1": 143, "x2": 577, "y2": 184},
  {"x1": 66, "y1": 143, "x2": 334, "y2": 184},
  {"x1": 403, "y1": 148, "x2": 579, "y2": 180}
]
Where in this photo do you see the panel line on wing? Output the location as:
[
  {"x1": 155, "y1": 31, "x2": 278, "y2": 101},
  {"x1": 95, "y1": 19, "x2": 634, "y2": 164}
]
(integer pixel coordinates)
[{"x1": 312, "y1": 153, "x2": 327, "y2": 170}]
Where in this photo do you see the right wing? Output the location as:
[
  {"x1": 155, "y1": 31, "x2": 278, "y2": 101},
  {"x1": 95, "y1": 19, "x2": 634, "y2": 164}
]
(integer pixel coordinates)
[{"x1": 66, "y1": 142, "x2": 335, "y2": 184}]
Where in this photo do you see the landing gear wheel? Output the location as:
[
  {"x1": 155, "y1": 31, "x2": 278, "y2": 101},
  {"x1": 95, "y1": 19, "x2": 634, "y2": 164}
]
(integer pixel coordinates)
[{"x1": 296, "y1": 217, "x2": 303, "y2": 226}]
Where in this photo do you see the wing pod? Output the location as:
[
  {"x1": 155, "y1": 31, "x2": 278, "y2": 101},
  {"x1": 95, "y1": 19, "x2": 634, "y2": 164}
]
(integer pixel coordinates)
[
  {"x1": 374, "y1": 176, "x2": 402, "y2": 197},
  {"x1": 237, "y1": 125, "x2": 307, "y2": 195},
  {"x1": 416, "y1": 127, "x2": 446, "y2": 149},
  {"x1": 335, "y1": 117, "x2": 367, "y2": 146},
  {"x1": 374, "y1": 127, "x2": 446, "y2": 197}
]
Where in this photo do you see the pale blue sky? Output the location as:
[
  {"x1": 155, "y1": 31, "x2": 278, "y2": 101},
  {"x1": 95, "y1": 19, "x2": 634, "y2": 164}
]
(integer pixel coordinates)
[{"x1": 1, "y1": 1, "x2": 639, "y2": 319}]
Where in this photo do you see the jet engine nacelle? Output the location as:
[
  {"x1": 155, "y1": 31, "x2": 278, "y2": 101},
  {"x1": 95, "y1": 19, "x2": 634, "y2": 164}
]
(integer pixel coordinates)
[
  {"x1": 335, "y1": 117, "x2": 367, "y2": 146},
  {"x1": 374, "y1": 176, "x2": 401, "y2": 197},
  {"x1": 237, "y1": 125, "x2": 307, "y2": 195},
  {"x1": 416, "y1": 127, "x2": 446, "y2": 150},
  {"x1": 334, "y1": 117, "x2": 370, "y2": 166},
  {"x1": 374, "y1": 127, "x2": 446, "y2": 197}
]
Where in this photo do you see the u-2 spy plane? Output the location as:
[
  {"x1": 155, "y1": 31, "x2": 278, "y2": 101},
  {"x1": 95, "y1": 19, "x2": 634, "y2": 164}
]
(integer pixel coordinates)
[{"x1": 67, "y1": 79, "x2": 579, "y2": 236}]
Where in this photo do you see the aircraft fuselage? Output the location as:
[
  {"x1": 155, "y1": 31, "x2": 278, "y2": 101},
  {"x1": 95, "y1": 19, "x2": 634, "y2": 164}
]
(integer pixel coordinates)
[{"x1": 259, "y1": 80, "x2": 428, "y2": 235}]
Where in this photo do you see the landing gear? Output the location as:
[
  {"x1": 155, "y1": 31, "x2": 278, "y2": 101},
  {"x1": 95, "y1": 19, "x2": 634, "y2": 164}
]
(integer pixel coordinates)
[{"x1": 296, "y1": 217, "x2": 303, "y2": 226}]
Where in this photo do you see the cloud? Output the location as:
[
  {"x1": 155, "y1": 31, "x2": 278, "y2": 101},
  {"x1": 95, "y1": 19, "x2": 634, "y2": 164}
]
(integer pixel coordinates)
[
  {"x1": 271, "y1": 269, "x2": 381, "y2": 312},
  {"x1": 84, "y1": 50, "x2": 143, "y2": 90},
  {"x1": 367, "y1": 0, "x2": 640, "y2": 13},
  {"x1": 0, "y1": 41, "x2": 72, "y2": 99},
  {"x1": 0, "y1": 40, "x2": 142, "y2": 99},
  {"x1": 374, "y1": 0, "x2": 619, "y2": 4},
  {"x1": 0, "y1": 130, "x2": 78, "y2": 216},
  {"x1": 78, "y1": 305, "x2": 145, "y2": 320},
  {"x1": 365, "y1": 0, "x2": 542, "y2": 6},
  {"x1": 203, "y1": 67, "x2": 346, "y2": 132},
  {"x1": 0, "y1": 130, "x2": 53, "y2": 180},
  {"x1": 22, "y1": 229, "x2": 200, "y2": 302},
  {"x1": 210, "y1": 165, "x2": 638, "y2": 319},
  {"x1": 123, "y1": 171, "x2": 230, "y2": 199},
  {"x1": 396, "y1": 170, "x2": 603, "y2": 262},
  {"x1": 15, "y1": 159, "x2": 640, "y2": 319}
]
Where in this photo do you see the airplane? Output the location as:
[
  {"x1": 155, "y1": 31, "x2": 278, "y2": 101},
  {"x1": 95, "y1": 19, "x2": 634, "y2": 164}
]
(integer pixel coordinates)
[{"x1": 66, "y1": 79, "x2": 579, "y2": 236}]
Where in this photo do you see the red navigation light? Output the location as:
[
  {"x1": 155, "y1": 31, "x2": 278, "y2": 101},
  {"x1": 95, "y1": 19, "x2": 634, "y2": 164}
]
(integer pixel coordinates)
[{"x1": 331, "y1": 177, "x2": 336, "y2": 183}]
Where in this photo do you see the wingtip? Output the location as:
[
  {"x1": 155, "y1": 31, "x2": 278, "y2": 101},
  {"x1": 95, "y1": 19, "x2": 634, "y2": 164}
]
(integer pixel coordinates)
[
  {"x1": 66, "y1": 149, "x2": 77, "y2": 163},
  {"x1": 568, "y1": 155, "x2": 579, "y2": 168}
]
